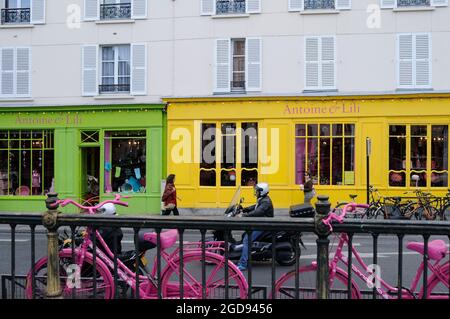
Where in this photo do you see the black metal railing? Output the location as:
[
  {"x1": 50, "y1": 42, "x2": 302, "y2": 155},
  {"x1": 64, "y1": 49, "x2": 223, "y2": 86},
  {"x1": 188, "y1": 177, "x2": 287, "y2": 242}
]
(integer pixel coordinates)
[
  {"x1": 231, "y1": 81, "x2": 246, "y2": 92},
  {"x1": 0, "y1": 194, "x2": 449, "y2": 300},
  {"x1": 397, "y1": 0, "x2": 431, "y2": 7},
  {"x1": 304, "y1": 0, "x2": 335, "y2": 10},
  {"x1": 216, "y1": 0, "x2": 246, "y2": 15},
  {"x1": 100, "y1": 3, "x2": 132, "y2": 20},
  {"x1": 99, "y1": 84, "x2": 130, "y2": 94},
  {"x1": 1, "y1": 8, "x2": 30, "y2": 24}
]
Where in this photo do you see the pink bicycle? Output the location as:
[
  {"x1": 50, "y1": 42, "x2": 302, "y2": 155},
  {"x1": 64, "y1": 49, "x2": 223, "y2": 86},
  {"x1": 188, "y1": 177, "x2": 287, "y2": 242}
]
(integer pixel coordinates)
[
  {"x1": 25, "y1": 195, "x2": 248, "y2": 299},
  {"x1": 272, "y1": 203, "x2": 449, "y2": 299}
]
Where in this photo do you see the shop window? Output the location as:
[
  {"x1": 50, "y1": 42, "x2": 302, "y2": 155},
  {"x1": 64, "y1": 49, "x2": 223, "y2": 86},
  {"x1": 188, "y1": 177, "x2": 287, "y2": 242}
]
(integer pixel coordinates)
[
  {"x1": 388, "y1": 124, "x2": 449, "y2": 187},
  {"x1": 199, "y1": 122, "x2": 258, "y2": 187},
  {"x1": 0, "y1": 130, "x2": 54, "y2": 196},
  {"x1": 295, "y1": 123, "x2": 355, "y2": 186},
  {"x1": 104, "y1": 130, "x2": 146, "y2": 193}
]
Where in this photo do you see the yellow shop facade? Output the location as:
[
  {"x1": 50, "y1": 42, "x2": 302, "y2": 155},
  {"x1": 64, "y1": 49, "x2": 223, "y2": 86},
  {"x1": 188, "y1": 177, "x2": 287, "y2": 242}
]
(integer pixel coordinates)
[{"x1": 165, "y1": 93, "x2": 450, "y2": 209}]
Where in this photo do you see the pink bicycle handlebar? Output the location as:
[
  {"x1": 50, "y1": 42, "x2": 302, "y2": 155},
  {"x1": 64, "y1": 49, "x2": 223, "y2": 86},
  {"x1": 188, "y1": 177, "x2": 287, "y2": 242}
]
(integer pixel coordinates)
[
  {"x1": 323, "y1": 203, "x2": 369, "y2": 232},
  {"x1": 51, "y1": 194, "x2": 129, "y2": 214}
]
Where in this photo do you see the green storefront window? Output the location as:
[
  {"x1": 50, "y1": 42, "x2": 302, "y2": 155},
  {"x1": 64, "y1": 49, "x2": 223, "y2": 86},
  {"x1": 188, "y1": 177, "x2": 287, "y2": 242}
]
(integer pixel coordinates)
[
  {"x1": 104, "y1": 130, "x2": 147, "y2": 194},
  {"x1": 0, "y1": 130, "x2": 55, "y2": 196}
]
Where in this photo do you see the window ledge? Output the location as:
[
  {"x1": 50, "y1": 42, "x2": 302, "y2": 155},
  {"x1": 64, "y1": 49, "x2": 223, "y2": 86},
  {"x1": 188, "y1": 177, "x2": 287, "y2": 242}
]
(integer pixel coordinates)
[
  {"x1": 211, "y1": 13, "x2": 250, "y2": 19},
  {"x1": 393, "y1": 6, "x2": 435, "y2": 12},
  {"x1": 300, "y1": 9, "x2": 340, "y2": 15},
  {"x1": 0, "y1": 24, "x2": 34, "y2": 29},
  {"x1": 94, "y1": 95, "x2": 135, "y2": 100},
  {"x1": 95, "y1": 19, "x2": 135, "y2": 25},
  {"x1": 396, "y1": 88, "x2": 434, "y2": 92},
  {"x1": 0, "y1": 98, "x2": 33, "y2": 102}
]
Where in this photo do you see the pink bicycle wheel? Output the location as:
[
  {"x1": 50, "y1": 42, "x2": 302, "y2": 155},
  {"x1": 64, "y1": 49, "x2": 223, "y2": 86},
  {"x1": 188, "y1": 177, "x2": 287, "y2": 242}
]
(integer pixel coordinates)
[
  {"x1": 25, "y1": 250, "x2": 114, "y2": 299},
  {"x1": 271, "y1": 264, "x2": 361, "y2": 299},
  {"x1": 161, "y1": 251, "x2": 248, "y2": 299},
  {"x1": 423, "y1": 262, "x2": 449, "y2": 299}
]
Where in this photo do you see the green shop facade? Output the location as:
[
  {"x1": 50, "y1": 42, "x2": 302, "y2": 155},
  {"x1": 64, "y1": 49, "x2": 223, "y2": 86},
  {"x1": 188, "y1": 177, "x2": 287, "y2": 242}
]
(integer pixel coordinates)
[{"x1": 0, "y1": 104, "x2": 167, "y2": 215}]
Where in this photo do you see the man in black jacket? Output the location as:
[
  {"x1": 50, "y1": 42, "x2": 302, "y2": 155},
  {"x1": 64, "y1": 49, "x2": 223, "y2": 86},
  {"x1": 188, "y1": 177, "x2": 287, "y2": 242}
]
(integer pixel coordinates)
[{"x1": 237, "y1": 183, "x2": 273, "y2": 271}]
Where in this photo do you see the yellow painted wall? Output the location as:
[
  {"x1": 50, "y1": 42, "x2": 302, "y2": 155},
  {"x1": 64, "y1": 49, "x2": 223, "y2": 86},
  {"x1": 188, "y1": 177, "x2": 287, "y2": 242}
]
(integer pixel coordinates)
[{"x1": 165, "y1": 95, "x2": 450, "y2": 209}]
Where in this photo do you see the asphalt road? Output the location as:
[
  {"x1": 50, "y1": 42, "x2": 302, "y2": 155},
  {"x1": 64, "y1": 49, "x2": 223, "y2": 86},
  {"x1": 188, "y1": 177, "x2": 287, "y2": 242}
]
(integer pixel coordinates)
[{"x1": 0, "y1": 226, "x2": 448, "y2": 299}]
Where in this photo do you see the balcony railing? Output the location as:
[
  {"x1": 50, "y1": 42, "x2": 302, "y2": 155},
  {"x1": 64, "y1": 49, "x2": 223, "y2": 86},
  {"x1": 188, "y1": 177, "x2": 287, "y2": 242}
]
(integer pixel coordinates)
[
  {"x1": 397, "y1": 0, "x2": 431, "y2": 6},
  {"x1": 100, "y1": 3, "x2": 132, "y2": 20},
  {"x1": 304, "y1": 0, "x2": 335, "y2": 10},
  {"x1": 99, "y1": 84, "x2": 130, "y2": 94},
  {"x1": 216, "y1": 0, "x2": 246, "y2": 15},
  {"x1": 1, "y1": 8, "x2": 30, "y2": 24},
  {"x1": 231, "y1": 81, "x2": 246, "y2": 92}
]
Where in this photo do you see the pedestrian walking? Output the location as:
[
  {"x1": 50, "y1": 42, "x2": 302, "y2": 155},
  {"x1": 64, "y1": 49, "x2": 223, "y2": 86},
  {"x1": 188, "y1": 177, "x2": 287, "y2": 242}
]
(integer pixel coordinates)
[
  {"x1": 161, "y1": 174, "x2": 180, "y2": 215},
  {"x1": 300, "y1": 172, "x2": 316, "y2": 204}
]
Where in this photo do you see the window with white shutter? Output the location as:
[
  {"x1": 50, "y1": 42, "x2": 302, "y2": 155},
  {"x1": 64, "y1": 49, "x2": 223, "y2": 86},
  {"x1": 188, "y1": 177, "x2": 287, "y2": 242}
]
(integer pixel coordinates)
[
  {"x1": 0, "y1": 47, "x2": 31, "y2": 98},
  {"x1": 1, "y1": 0, "x2": 32, "y2": 24},
  {"x1": 82, "y1": 45, "x2": 98, "y2": 96},
  {"x1": 289, "y1": 0, "x2": 303, "y2": 11},
  {"x1": 397, "y1": 34, "x2": 431, "y2": 89},
  {"x1": 215, "y1": 39, "x2": 231, "y2": 93},
  {"x1": 380, "y1": 0, "x2": 396, "y2": 8},
  {"x1": 382, "y1": 0, "x2": 448, "y2": 8},
  {"x1": 305, "y1": 36, "x2": 336, "y2": 90},
  {"x1": 31, "y1": 0, "x2": 45, "y2": 24},
  {"x1": 206, "y1": 0, "x2": 261, "y2": 15},
  {"x1": 336, "y1": 0, "x2": 351, "y2": 10},
  {"x1": 131, "y1": 43, "x2": 147, "y2": 95},
  {"x1": 131, "y1": 0, "x2": 147, "y2": 19},
  {"x1": 201, "y1": 0, "x2": 215, "y2": 15},
  {"x1": 246, "y1": 0, "x2": 261, "y2": 13},
  {"x1": 85, "y1": 0, "x2": 99, "y2": 21}
]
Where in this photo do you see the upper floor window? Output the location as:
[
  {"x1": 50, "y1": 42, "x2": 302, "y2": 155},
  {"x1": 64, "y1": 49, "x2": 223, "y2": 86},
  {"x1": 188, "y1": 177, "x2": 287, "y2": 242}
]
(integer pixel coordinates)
[
  {"x1": 100, "y1": 45, "x2": 131, "y2": 94},
  {"x1": 84, "y1": 0, "x2": 146, "y2": 21},
  {"x1": 397, "y1": 33, "x2": 431, "y2": 89},
  {"x1": 289, "y1": 0, "x2": 351, "y2": 11},
  {"x1": 100, "y1": 0, "x2": 131, "y2": 20},
  {"x1": 0, "y1": 47, "x2": 31, "y2": 98},
  {"x1": 82, "y1": 43, "x2": 147, "y2": 96},
  {"x1": 201, "y1": 0, "x2": 261, "y2": 16},
  {"x1": 215, "y1": 38, "x2": 261, "y2": 94},
  {"x1": 381, "y1": 0, "x2": 448, "y2": 8},
  {"x1": 1, "y1": 0, "x2": 45, "y2": 25},
  {"x1": 304, "y1": 36, "x2": 336, "y2": 91}
]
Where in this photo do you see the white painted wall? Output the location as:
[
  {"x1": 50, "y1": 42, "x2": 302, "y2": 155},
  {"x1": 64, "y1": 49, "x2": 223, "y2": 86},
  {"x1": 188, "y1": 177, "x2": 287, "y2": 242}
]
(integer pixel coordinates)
[{"x1": 0, "y1": 0, "x2": 449, "y2": 107}]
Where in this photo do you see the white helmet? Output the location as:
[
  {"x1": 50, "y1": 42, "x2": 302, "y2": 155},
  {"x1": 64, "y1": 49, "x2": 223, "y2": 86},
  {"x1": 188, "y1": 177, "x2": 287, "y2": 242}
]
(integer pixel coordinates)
[
  {"x1": 255, "y1": 182, "x2": 269, "y2": 198},
  {"x1": 98, "y1": 203, "x2": 117, "y2": 215}
]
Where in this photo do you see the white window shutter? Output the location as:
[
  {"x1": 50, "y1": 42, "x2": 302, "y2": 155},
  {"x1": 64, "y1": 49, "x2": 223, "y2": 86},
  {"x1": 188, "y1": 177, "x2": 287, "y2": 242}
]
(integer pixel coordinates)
[
  {"x1": 132, "y1": 0, "x2": 147, "y2": 19},
  {"x1": 16, "y1": 48, "x2": 31, "y2": 96},
  {"x1": 321, "y1": 36, "x2": 335, "y2": 89},
  {"x1": 1, "y1": 48, "x2": 14, "y2": 96},
  {"x1": 84, "y1": 0, "x2": 99, "y2": 21},
  {"x1": 82, "y1": 45, "x2": 98, "y2": 96},
  {"x1": 215, "y1": 39, "x2": 230, "y2": 93},
  {"x1": 246, "y1": 37, "x2": 262, "y2": 92},
  {"x1": 431, "y1": 0, "x2": 448, "y2": 7},
  {"x1": 31, "y1": 0, "x2": 46, "y2": 24},
  {"x1": 415, "y1": 34, "x2": 431, "y2": 87},
  {"x1": 305, "y1": 37, "x2": 319, "y2": 89},
  {"x1": 201, "y1": 0, "x2": 215, "y2": 15},
  {"x1": 246, "y1": 0, "x2": 261, "y2": 13},
  {"x1": 336, "y1": 0, "x2": 351, "y2": 10},
  {"x1": 131, "y1": 43, "x2": 147, "y2": 95},
  {"x1": 398, "y1": 34, "x2": 413, "y2": 88},
  {"x1": 380, "y1": 0, "x2": 396, "y2": 8},
  {"x1": 289, "y1": 0, "x2": 303, "y2": 11}
]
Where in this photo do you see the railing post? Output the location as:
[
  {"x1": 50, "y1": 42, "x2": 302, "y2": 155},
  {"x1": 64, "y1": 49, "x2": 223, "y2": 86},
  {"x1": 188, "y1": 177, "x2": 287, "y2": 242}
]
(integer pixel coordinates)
[
  {"x1": 314, "y1": 195, "x2": 331, "y2": 299},
  {"x1": 43, "y1": 193, "x2": 62, "y2": 299}
]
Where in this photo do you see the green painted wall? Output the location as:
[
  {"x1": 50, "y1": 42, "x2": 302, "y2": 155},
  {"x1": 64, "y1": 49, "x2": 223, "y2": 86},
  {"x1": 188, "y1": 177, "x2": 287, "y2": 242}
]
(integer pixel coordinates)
[{"x1": 0, "y1": 104, "x2": 166, "y2": 215}]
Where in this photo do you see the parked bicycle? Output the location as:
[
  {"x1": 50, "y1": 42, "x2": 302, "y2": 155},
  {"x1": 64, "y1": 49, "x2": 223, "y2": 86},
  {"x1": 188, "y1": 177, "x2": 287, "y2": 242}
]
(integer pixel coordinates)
[
  {"x1": 25, "y1": 195, "x2": 248, "y2": 299},
  {"x1": 271, "y1": 202, "x2": 449, "y2": 299}
]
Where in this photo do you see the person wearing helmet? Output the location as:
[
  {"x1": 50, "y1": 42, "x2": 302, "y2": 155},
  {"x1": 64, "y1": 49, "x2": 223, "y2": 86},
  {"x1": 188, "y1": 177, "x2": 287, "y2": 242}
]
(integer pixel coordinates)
[
  {"x1": 96, "y1": 203, "x2": 123, "y2": 255},
  {"x1": 236, "y1": 182, "x2": 274, "y2": 271}
]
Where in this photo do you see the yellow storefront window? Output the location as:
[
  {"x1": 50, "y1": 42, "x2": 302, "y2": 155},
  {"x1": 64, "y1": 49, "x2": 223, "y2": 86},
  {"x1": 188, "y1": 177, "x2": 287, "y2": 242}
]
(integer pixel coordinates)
[
  {"x1": 295, "y1": 123, "x2": 355, "y2": 186},
  {"x1": 199, "y1": 121, "x2": 258, "y2": 187},
  {"x1": 389, "y1": 124, "x2": 449, "y2": 188}
]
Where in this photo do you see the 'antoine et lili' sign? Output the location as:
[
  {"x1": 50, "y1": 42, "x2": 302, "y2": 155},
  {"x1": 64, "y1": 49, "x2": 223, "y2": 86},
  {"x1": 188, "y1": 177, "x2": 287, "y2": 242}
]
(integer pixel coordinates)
[
  {"x1": 15, "y1": 113, "x2": 82, "y2": 126},
  {"x1": 283, "y1": 101, "x2": 361, "y2": 116}
]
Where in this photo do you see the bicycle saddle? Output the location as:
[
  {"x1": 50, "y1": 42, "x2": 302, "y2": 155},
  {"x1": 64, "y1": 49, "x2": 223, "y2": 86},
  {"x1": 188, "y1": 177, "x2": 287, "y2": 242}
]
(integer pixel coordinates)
[
  {"x1": 143, "y1": 229, "x2": 178, "y2": 250},
  {"x1": 406, "y1": 240, "x2": 447, "y2": 261},
  {"x1": 349, "y1": 194, "x2": 358, "y2": 200}
]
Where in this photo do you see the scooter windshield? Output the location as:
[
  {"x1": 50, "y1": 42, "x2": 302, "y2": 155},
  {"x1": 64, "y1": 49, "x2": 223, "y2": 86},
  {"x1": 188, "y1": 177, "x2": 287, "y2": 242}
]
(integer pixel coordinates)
[{"x1": 223, "y1": 186, "x2": 241, "y2": 215}]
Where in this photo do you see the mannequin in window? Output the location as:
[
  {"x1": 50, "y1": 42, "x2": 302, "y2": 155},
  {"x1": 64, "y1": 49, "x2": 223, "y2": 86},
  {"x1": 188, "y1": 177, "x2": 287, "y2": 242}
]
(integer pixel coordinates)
[{"x1": 32, "y1": 169, "x2": 41, "y2": 195}]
